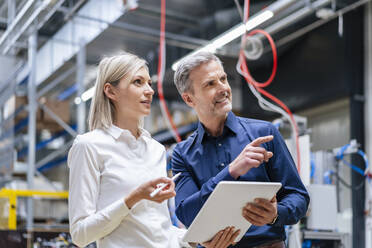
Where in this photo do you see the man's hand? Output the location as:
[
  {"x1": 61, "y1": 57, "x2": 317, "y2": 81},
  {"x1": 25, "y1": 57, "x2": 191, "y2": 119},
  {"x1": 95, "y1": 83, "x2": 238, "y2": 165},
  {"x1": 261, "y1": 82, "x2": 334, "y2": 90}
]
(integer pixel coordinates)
[
  {"x1": 202, "y1": 227, "x2": 240, "y2": 248},
  {"x1": 242, "y1": 197, "x2": 278, "y2": 226},
  {"x1": 229, "y1": 135, "x2": 274, "y2": 179}
]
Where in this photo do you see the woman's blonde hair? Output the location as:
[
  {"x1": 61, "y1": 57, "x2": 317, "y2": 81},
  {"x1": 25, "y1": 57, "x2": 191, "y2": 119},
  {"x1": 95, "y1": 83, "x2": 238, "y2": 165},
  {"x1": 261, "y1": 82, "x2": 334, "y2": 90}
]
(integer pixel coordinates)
[{"x1": 88, "y1": 52, "x2": 148, "y2": 131}]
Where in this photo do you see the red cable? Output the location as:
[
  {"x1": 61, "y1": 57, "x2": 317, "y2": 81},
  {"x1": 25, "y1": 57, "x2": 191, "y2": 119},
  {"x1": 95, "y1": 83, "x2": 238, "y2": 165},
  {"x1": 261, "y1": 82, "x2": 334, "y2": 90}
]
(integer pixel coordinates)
[
  {"x1": 157, "y1": 0, "x2": 181, "y2": 143},
  {"x1": 241, "y1": 0, "x2": 301, "y2": 173},
  {"x1": 240, "y1": 49, "x2": 301, "y2": 172},
  {"x1": 244, "y1": 0, "x2": 250, "y2": 21},
  {"x1": 245, "y1": 29, "x2": 277, "y2": 88}
]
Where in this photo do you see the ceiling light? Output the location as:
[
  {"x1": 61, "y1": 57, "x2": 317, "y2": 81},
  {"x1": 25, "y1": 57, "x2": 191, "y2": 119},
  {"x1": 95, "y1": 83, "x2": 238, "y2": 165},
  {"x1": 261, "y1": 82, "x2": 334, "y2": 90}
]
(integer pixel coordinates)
[{"x1": 171, "y1": 10, "x2": 274, "y2": 71}]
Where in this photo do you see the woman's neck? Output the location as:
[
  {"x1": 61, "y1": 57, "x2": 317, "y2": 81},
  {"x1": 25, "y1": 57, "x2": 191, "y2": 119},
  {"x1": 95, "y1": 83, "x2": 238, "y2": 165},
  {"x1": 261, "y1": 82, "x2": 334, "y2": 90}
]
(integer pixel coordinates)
[{"x1": 114, "y1": 116, "x2": 140, "y2": 138}]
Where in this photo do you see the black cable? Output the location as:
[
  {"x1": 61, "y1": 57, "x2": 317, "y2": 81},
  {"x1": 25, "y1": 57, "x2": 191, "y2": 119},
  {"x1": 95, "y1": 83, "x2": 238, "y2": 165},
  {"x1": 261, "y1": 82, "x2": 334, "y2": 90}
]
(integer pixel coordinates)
[{"x1": 330, "y1": 172, "x2": 365, "y2": 190}]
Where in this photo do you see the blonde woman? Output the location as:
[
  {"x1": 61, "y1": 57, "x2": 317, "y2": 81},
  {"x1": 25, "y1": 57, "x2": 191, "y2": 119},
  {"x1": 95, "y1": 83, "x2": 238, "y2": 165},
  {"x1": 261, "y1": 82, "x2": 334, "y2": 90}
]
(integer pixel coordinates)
[{"x1": 68, "y1": 52, "x2": 239, "y2": 248}]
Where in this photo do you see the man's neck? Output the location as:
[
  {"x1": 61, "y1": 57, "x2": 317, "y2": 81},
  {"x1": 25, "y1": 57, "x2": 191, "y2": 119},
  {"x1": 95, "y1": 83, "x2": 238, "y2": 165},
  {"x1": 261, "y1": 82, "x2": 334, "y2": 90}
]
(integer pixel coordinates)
[{"x1": 200, "y1": 113, "x2": 228, "y2": 137}]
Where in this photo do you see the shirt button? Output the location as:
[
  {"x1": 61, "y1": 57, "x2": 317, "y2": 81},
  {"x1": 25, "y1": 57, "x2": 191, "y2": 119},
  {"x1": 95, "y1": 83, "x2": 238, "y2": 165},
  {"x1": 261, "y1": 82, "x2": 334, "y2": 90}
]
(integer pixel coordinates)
[
  {"x1": 218, "y1": 143, "x2": 222, "y2": 147},
  {"x1": 220, "y1": 163, "x2": 225, "y2": 167}
]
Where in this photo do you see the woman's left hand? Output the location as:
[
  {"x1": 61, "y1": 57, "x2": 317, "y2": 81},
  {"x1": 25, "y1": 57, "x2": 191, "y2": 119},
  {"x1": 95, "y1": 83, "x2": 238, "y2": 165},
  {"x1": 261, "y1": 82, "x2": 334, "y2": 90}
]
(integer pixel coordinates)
[{"x1": 201, "y1": 227, "x2": 240, "y2": 248}]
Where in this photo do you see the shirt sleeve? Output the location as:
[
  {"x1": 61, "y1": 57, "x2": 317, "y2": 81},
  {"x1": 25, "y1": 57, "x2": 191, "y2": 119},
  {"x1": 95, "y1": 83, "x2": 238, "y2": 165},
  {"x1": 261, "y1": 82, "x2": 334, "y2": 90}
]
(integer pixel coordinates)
[
  {"x1": 266, "y1": 126, "x2": 310, "y2": 227},
  {"x1": 172, "y1": 145, "x2": 236, "y2": 227},
  {"x1": 68, "y1": 136, "x2": 130, "y2": 247}
]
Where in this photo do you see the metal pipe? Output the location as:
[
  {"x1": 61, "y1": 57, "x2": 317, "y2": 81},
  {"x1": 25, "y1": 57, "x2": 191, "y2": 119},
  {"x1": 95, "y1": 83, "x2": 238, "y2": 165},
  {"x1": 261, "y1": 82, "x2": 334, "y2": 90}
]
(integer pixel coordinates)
[
  {"x1": 364, "y1": 2, "x2": 372, "y2": 246},
  {"x1": 265, "y1": 0, "x2": 331, "y2": 37},
  {"x1": 265, "y1": 0, "x2": 298, "y2": 14},
  {"x1": 272, "y1": 0, "x2": 370, "y2": 50},
  {"x1": 2, "y1": 1, "x2": 48, "y2": 54},
  {"x1": 0, "y1": 0, "x2": 64, "y2": 55},
  {"x1": 73, "y1": 13, "x2": 207, "y2": 49},
  {"x1": 7, "y1": 0, "x2": 15, "y2": 26},
  {"x1": 0, "y1": 0, "x2": 34, "y2": 46},
  {"x1": 76, "y1": 40, "x2": 86, "y2": 134},
  {"x1": 26, "y1": 30, "x2": 37, "y2": 231},
  {"x1": 64, "y1": 0, "x2": 86, "y2": 21}
]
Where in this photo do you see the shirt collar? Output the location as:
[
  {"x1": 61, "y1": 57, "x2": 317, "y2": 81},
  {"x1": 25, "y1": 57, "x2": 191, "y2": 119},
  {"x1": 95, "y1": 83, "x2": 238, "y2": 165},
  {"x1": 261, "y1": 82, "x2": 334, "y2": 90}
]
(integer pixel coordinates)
[
  {"x1": 195, "y1": 111, "x2": 239, "y2": 144},
  {"x1": 195, "y1": 122, "x2": 206, "y2": 144},
  {"x1": 224, "y1": 111, "x2": 240, "y2": 135},
  {"x1": 106, "y1": 125, "x2": 151, "y2": 140}
]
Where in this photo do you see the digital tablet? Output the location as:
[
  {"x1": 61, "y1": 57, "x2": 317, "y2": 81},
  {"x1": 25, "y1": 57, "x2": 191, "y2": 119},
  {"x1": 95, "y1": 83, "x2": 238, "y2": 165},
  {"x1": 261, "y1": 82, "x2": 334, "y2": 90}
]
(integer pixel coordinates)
[{"x1": 182, "y1": 181, "x2": 282, "y2": 244}]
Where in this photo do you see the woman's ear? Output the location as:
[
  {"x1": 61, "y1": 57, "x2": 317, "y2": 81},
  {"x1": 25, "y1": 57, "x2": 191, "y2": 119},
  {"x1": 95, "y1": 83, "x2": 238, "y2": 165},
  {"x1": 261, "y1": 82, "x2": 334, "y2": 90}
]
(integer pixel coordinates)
[{"x1": 103, "y1": 83, "x2": 116, "y2": 101}]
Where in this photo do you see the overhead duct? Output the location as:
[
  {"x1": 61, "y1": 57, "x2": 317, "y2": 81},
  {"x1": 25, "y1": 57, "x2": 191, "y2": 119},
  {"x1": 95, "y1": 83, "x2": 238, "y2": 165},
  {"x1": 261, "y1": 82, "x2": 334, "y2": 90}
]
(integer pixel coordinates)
[
  {"x1": 172, "y1": 0, "x2": 298, "y2": 70},
  {"x1": 0, "y1": 0, "x2": 65, "y2": 55},
  {"x1": 241, "y1": 0, "x2": 332, "y2": 60},
  {"x1": 15, "y1": 0, "x2": 127, "y2": 87}
]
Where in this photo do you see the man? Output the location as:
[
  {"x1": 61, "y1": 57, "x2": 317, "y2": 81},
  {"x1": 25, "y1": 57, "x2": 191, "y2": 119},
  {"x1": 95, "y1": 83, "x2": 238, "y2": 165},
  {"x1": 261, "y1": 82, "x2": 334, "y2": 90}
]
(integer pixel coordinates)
[{"x1": 172, "y1": 52, "x2": 309, "y2": 248}]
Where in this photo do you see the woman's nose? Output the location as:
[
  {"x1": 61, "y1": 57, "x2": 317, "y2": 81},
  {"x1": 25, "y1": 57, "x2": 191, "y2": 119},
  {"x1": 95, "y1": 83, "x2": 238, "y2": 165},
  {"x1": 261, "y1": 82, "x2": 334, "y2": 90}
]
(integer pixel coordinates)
[{"x1": 144, "y1": 84, "x2": 154, "y2": 95}]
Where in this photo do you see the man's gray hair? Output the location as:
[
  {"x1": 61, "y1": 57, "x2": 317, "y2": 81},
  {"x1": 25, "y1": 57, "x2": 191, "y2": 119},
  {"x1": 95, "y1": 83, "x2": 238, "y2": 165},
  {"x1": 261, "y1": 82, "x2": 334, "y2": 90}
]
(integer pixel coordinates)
[{"x1": 173, "y1": 51, "x2": 222, "y2": 94}]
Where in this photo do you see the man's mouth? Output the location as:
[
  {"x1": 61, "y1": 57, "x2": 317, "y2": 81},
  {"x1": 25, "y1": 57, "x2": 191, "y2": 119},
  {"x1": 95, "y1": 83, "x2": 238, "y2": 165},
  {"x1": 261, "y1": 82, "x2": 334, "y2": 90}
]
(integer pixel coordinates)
[{"x1": 215, "y1": 96, "x2": 229, "y2": 104}]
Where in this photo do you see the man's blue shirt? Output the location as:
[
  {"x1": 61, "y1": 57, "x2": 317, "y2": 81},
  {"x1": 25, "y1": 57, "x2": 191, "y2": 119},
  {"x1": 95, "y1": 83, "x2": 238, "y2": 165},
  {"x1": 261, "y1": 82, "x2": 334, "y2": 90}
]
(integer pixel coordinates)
[{"x1": 172, "y1": 111, "x2": 309, "y2": 247}]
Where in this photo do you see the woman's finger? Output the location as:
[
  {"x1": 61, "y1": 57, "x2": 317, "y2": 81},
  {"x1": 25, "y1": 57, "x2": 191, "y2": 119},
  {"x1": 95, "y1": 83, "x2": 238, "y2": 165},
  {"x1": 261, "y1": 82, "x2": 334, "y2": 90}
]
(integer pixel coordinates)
[
  {"x1": 209, "y1": 229, "x2": 224, "y2": 247},
  {"x1": 218, "y1": 227, "x2": 235, "y2": 248},
  {"x1": 230, "y1": 229, "x2": 241, "y2": 244},
  {"x1": 151, "y1": 177, "x2": 172, "y2": 186},
  {"x1": 215, "y1": 227, "x2": 231, "y2": 248}
]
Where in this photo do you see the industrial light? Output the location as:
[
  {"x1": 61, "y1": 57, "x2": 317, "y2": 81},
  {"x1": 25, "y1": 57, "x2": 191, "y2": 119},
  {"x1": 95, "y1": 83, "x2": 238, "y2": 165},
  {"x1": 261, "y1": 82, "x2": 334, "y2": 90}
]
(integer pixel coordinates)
[
  {"x1": 74, "y1": 97, "x2": 82, "y2": 105},
  {"x1": 81, "y1": 86, "x2": 95, "y2": 102},
  {"x1": 171, "y1": 10, "x2": 274, "y2": 71}
]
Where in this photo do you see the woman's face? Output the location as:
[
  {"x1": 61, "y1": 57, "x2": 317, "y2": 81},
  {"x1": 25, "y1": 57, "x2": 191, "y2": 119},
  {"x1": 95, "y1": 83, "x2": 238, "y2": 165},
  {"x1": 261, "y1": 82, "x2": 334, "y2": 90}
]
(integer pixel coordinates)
[{"x1": 108, "y1": 67, "x2": 154, "y2": 121}]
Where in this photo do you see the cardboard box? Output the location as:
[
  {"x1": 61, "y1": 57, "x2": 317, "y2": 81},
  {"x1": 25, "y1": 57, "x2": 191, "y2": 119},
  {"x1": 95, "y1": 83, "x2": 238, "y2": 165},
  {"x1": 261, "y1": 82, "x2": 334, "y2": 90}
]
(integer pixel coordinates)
[
  {"x1": 14, "y1": 97, "x2": 70, "y2": 133},
  {"x1": 14, "y1": 96, "x2": 42, "y2": 123},
  {"x1": 42, "y1": 99, "x2": 70, "y2": 124}
]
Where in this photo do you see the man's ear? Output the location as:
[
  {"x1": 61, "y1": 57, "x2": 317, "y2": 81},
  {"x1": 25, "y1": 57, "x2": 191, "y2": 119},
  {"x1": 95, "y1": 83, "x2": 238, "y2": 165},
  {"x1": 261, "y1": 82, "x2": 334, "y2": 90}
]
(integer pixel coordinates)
[
  {"x1": 103, "y1": 83, "x2": 116, "y2": 101},
  {"x1": 181, "y1": 92, "x2": 194, "y2": 108}
]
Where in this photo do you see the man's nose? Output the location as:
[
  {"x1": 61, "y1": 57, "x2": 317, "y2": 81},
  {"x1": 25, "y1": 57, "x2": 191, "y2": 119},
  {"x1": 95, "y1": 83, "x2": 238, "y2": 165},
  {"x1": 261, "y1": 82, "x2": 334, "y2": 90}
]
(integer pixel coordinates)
[{"x1": 217, "y1": 80, "x2": 229, "y2": 93}]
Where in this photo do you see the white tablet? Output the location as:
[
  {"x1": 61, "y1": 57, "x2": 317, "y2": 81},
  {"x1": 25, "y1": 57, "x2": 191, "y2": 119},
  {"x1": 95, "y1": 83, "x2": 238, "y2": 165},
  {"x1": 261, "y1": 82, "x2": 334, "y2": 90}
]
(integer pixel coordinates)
[{"x1": 182, "y1": 181, "x2": 282, "y2": 244}]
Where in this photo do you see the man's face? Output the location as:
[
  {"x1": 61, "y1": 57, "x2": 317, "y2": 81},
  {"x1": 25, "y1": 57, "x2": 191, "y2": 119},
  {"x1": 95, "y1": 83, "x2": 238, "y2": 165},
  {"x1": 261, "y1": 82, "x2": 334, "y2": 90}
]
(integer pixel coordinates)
[{"x1": 182, "y1": 60, "x2": 232, "y2": 121}]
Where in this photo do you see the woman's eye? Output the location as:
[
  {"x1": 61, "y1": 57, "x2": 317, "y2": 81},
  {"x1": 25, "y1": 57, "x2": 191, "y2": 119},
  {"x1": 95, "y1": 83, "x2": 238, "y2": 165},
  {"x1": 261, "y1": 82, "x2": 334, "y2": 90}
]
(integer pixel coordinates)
[{"x1": 133, "y1": 79, "x2": 141, "y2": 85}]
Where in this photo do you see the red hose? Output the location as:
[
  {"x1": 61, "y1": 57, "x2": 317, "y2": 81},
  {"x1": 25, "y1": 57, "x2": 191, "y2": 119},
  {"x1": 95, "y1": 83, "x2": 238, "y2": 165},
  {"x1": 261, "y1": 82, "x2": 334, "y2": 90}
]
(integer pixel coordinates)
[
  {"x1": 157, "y1": 0, "x2": 181, "y2": 143},
  {"x1": 241, "y1": 0, "x2": 301, "y2": 173}
]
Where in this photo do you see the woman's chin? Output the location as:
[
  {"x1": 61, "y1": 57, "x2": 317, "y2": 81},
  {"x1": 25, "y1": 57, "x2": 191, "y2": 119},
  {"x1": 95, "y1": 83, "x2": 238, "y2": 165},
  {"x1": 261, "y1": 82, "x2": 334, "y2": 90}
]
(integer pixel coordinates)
[{"x1": 141, "y1": 110, "x2": 151, "y2": 116}]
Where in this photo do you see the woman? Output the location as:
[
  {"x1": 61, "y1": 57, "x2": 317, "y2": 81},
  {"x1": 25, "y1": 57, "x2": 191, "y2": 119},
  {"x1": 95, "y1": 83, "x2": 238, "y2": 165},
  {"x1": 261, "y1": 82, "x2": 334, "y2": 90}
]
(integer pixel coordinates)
[{"x1": 68, "y1": 52, "x2": 239, "y2": 248}]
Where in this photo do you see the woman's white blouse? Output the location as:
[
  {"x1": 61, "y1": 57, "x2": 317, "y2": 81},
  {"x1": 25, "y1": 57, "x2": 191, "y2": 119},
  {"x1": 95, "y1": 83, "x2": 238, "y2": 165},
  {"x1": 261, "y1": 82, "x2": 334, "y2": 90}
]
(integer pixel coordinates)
[{"x1": 68, "y1": 125, "x2": 188, "y2": 248}]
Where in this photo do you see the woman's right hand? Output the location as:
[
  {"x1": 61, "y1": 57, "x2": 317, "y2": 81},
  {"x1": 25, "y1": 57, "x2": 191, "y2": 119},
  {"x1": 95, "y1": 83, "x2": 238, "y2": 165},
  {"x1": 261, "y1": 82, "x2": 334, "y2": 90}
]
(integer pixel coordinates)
[
  {"x1": 125, "y1": 177, "x2": 176, "y2": 208},
  {"x1": 201, "y1": 227, "x2": 240, "y2": 248}
]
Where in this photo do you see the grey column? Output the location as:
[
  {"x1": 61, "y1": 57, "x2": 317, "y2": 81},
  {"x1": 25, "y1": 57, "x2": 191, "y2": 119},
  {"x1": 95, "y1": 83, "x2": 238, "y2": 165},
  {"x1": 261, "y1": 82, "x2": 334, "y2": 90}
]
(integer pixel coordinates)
[
  {"x1": 365, "y1": 0, "x2": 372, "y2": 172},
  {"x1": 7, "y1": 0, "x2": 15, "y2": 26},
  {"x1": 27, "y1": 31, "x2": 37, "y2": 231},
  {"x1": 365, "y1": 2, "x2": 372, "y2": 246},
  {"x1": 7, "y1": 0, "x2": 15, "y2": 55},
  {"x1": 76, "y1": 39, "x2": 86, "y2": 134}
]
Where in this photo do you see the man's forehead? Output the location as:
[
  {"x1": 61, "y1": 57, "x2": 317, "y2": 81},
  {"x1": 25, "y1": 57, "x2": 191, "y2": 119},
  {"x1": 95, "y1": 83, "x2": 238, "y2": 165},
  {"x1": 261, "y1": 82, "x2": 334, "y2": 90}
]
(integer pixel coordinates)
[{"x1": 190, "y1": 61, "x2": 225, "y2": 79}]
